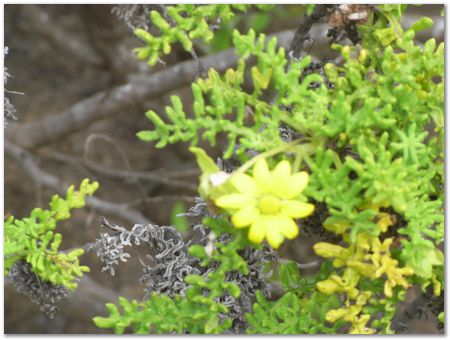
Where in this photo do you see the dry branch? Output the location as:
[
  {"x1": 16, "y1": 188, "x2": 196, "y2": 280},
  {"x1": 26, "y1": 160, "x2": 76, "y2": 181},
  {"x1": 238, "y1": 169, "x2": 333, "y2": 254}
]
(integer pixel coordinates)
[
  {"x1": 5, "y1": 29, "x2": 295, "y2": 149},
  {"x1": 22, "y1": 5, "x2": 103, "y2": 66},
  {"x1": 5, "y1": 139, "x2": 151, "y2": 225},
  {"x1": 288, "y1": 5, "x2": 329, "y2": 59},
  {"x1": 40, "y1": 149, "x2": 199, "y2": 192}
]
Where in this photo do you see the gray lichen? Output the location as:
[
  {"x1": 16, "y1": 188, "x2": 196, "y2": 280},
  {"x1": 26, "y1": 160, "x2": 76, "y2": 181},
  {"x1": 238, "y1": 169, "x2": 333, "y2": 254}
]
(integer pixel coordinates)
[
  {"x1": 7, "y1": 260, "x2": 69, "y2": 319},
  {"x1": 4, "y1": 96, "x2": 17, "y2": 127},
  {"x1": 91, "y1": 211, "x2": 277, "y2": 334},
  {"x1": 4, "y1": 46, "x2": 19, "y2": 127},
  {"x1": 138, "y1": 224, "x2": 202, "y2": 298},
  {"x1": 111, "y1": 5, "x2": 153, "y2": 31},
  {"x1": 91, "y1": 229, "x2": 131, "y2": 276},
  {"x1": 91, "y1": 217, "x2": 202, "y2": 297},
  {"x1": 191, "y1": 229, "x2": 277, "y2": 333},
  {"x1": 178, "y1": 197, "x2": 216, "y2": 219}
]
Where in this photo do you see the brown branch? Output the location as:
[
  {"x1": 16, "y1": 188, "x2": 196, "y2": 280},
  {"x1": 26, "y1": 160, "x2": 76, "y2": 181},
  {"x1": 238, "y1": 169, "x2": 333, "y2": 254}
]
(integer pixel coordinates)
[
  {"x1": 5, "y1": 139, "x2": 151, "y2": 225},
  {"x1": 82, "y1": 5, "x2": 146, "y2": 80},
  {"x1": 288, "y1": 5, "x2": 330, "y2": 60},
  {"x1": 279, "y1": 258, "x2": 321, "y2": 270},
  {"x1": 82, "y1": 132, "x2": 148, "y2": 198},
  {"x1": 126, "y1": 195, "x2": 197, "y2": 207},
  {"x1": 22, "y1": 5, "x2": 103, "y2": 66},
  {"x1": 39, "y1": 149, "x2": 199, "y2": 192},
  {"x1": 5, "y1": 29, "x2": 295, "y2": 149}
]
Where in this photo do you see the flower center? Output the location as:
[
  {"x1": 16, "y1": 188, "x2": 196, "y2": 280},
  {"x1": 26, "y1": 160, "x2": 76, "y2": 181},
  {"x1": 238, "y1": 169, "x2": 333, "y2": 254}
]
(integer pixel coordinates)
[{"x1": 258, "y1": 195, "x2": 281, "y2": 215}]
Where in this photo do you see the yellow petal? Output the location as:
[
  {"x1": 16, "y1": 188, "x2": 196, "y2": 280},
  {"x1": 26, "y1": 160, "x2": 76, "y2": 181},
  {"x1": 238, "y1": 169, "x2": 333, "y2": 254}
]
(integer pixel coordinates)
[
  {"x1": 281, "y1": 200, "x2": 315, "y2": 218},
  {"x1": 248, "y1": 216, "x2": 266, "y2": 244},
  {"x1": 266, "y1": 218, "x2": 285, "y2": 249},
  {"x1": 231, "y1": 173, "x2": 258, "y2": 194},
  {"x1": 271, "y1": 160, "x2": 291, "y2": 196},
  {"x1": 283, "y1": 171, "x2": 309, "y2": 198},
  {"x1": 231, "y1": 205, "x2": 259, "y2": 228},
  {"x1": 273, "y1": 160, "x2": 291, "y2": 177},
  {"x1": 215, "y1": 193, "x2": 251, "y2": 209},
  {"x1": 275, "y1": 215, "x2": 299, "y2": 239},
  {"x1": 253, "y1": 158, "x2": 271, "y2": 193}
]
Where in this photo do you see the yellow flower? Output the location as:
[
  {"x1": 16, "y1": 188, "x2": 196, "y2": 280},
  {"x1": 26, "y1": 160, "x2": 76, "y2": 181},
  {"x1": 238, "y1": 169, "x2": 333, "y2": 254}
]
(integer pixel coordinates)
[{"x1": 215, "y1": 158, "x2": 314, "y2": 249}]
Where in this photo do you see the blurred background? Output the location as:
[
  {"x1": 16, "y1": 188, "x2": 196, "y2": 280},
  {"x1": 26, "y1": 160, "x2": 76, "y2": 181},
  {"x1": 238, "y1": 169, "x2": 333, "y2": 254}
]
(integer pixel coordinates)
[{"x1": 4, "y1": 4, "x2": 444, "y2": 334}]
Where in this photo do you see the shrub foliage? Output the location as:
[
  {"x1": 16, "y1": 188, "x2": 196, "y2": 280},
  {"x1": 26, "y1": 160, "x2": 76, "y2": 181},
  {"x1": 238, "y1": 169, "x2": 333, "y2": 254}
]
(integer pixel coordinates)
[{"x1": 5, "y1": 4, "x2": 444, "y2": 334}]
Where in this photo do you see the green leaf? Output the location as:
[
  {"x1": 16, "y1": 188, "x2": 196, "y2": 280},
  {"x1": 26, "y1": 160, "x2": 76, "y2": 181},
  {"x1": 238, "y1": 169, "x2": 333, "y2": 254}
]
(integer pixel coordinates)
[
  {"x1": 136, "y1": 130, "x2": 159, "y2": 142},
  {"x1": 279, "y1": 261, "x2": 301, "y2": 290},
  {"x1": 306, "y1": 4, "x2": 315, "y2": 15},
  {"x1": 224, "y1": 282, "x2": 241, "y2": 298},
  {"x1": 93, "y1": 316, "x2": 118, "y2": 330},
  {"x1": 401, "y1": 238, "x2": 443, "y2": 278},
  {"x1": 408, "y1": 17, "x2": 433, "y2": 32},
  {"x1": 170, "y1": 201, "x2": 189, "y2": 232},
  {"x1": 373, "y1": 27, "x2": 397, "y2": 46},
  {"x1": 4, "y1": 179, "x2": 98, "y2": 289},
  {"x1": 188, "y1": 244, "x2": 208, "y2": 259},
  {"x1": 189, "y1": 147, "x2": 219, "y2": 174},
  {"x1": 204, "y1": 317, "x2": 219, "y2": 333}
]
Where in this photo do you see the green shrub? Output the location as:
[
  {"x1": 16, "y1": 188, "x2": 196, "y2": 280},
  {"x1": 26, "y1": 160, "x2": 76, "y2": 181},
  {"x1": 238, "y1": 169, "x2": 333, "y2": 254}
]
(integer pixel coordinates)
[
  {"x1": 123, "y1": 4, "x2": 443, "y2": 334},
  {"x1": 5, "y1": 179, "x2": 98, "y2": 290}
]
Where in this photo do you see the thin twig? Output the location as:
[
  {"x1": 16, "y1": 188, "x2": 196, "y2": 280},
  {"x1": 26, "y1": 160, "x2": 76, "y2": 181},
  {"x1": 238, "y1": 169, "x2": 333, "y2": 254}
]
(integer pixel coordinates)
[
  {"x1": 278, "y1": 258, "x2": 321, "y2": 270},
  {"x1": 22, "y1": 5, "x2": 103, "y2": 66},
  {"x1": 100, "y1": 216, "x2": 126, "y2": 233},
  {"x1": 288, "y1": 5, "x2": 329, "y2": 60},
  {"x1": 39, "y1": 148, "x2": 199, "y2": 192},
  {"x1": 189, "y1": 46, "x2": 207, "y2": 79},
  {"x1": 5, "y1": 139, "x2": 151, "y2": 225},
  {"x1": 125, "y1": 195, "x2": 197, "y2": 208},
  {"x1": 156, "y1": 4, "x2": 207, "y2": 78},
  {"x1": 83, "y1": 133, "x2": 147, "y2": 198},
  {"x1": 296, "y1": 260, "x2": 321, "y2": 270}
]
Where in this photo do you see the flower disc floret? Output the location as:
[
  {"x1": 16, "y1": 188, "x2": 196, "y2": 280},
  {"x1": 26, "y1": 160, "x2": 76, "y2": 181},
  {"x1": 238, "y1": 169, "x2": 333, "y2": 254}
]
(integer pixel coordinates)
[{"x1": 215, "y1": 158, "x2": 315, "y2": 249}]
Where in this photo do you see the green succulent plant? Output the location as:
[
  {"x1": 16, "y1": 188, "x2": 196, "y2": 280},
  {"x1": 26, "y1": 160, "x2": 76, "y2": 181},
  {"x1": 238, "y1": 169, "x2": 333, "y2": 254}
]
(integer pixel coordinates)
[
  {"x1": 5, "y1": 179, "x2": 99, "y2": 290},
  {"x1": 95, "y1": 4, "x2": 444, "y2": 334}
]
